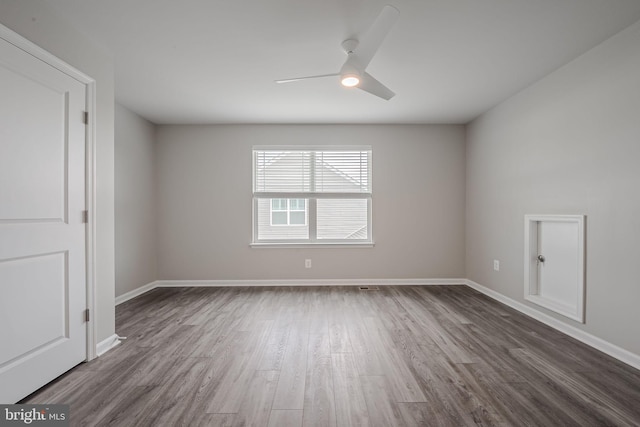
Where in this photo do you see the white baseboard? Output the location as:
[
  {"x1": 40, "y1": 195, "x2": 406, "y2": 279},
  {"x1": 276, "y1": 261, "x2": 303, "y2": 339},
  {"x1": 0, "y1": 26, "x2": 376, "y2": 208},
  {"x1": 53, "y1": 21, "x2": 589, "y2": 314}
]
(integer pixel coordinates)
[
  {"x1": 465, "y1": 279, "x2": 640, "y2": 371},
  {"x1": 115, "y1": 281, "x2": 160, "y2": 305},
  {"x1": 96, "y1": 334, "x2": 121, "y2": 357},
  {"x1": 156, "y1": 278, "x2": 467, "y2": 287}
]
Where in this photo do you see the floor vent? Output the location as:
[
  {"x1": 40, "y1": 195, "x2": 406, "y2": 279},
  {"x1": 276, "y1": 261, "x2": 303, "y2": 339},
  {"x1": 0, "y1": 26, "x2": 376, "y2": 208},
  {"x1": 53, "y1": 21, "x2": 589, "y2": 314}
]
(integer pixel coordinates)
[{"x1": 359, "y1": 286, "x2": 379, "y2": 291}]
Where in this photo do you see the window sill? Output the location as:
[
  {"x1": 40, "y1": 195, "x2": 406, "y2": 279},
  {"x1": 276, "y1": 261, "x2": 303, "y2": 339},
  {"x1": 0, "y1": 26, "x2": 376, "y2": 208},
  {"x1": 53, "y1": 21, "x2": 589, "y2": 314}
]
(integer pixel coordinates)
[{"x1": 250, "y1": 242, "x2": 375, "y2": 249}]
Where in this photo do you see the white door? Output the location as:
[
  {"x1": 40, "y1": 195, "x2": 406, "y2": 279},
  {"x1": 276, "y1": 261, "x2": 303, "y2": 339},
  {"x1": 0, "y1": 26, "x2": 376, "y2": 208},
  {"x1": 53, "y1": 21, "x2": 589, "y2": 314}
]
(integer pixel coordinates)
[
  {"x1": 537, "y1": 221, "x2": 581, "y2": 307},
  {"x1": 0, "y1": 35, "x2": 87, "y2": 403}
]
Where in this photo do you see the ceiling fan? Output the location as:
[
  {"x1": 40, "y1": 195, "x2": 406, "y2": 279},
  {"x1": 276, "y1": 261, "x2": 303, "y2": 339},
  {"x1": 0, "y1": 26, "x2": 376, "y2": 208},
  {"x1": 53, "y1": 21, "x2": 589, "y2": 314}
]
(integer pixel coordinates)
[{"x1": 275, "y1": 5, "x2": 400, "y2": 100}]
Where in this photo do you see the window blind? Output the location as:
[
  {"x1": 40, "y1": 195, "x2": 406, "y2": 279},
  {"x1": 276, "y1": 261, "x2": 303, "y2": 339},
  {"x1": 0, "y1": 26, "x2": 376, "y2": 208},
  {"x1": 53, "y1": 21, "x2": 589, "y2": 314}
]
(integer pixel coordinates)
[{"x1": 253, "y1": 149, "x2": 371, "y2": 196}]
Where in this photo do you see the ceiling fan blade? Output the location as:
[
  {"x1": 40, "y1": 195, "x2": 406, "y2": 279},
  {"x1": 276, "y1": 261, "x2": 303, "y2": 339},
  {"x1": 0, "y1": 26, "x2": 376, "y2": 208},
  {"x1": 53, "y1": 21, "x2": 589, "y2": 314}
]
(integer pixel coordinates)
[
  {"x1": 358, "y1": 72, "x2": 395, "y2": 100},
  {"x1": 354, "y1": 5, "x2": 399, "y2": 71},
  {"x1": 275, "y1": 73, "x2": 339, "y2": 84}
]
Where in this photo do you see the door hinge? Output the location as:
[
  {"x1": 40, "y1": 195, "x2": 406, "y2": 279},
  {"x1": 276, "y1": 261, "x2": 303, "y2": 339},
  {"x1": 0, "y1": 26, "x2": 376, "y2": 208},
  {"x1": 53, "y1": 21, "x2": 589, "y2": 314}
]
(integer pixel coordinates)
[
  {"x1": 82, "y1": 210, "x2": 89, "y2": 223},
  {"x1": 84, "y1": 309, "x2": 90, "y2": 322},
  {"x1": 83, "y1": 111, "x2": 88, "y2": 124}
]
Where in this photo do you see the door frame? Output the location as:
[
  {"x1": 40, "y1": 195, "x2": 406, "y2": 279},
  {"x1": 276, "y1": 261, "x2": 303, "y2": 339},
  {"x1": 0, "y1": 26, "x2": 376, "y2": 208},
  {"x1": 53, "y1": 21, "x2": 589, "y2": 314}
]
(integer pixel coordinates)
[
  {"x1": 0, "y1": 24, "x2": 98, "y2": 360},
  {"x1": 524, "y1": 214, "x2": 586, "y2": 323}
]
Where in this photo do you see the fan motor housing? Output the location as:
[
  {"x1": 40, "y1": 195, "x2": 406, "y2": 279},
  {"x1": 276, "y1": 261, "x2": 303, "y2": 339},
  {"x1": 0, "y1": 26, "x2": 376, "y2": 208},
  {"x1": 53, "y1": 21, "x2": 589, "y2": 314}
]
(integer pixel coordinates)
[{"x1": 341, "y1": 39, "x2": 359, "y2": 54}]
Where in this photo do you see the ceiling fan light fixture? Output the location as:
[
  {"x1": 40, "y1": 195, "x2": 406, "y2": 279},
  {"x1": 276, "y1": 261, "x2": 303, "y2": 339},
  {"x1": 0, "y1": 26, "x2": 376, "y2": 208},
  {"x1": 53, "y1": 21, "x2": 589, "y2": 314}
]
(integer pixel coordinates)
[
  {"x1": 341, "y1": 74, "x2": 360, "y2": 87},
  {"x1": 274, "y1": 5, "x2": 399, "y2": 100}
]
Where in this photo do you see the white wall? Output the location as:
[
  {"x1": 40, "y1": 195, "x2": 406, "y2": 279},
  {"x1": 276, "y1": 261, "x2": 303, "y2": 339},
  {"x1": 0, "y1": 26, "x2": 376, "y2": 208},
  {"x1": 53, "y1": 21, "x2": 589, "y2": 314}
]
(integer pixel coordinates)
[
  {"x1": 156, "y1": 124, "x2": 466, "y2": 281},
  {"x1": 0, "y1": 1, "x2": 116, "y2": 343},
  {"x1": 115, "y1": 104, "x2": 157, "y2": 297},
  {"x1": 466, "y1": 20, "x2": 640, "y2": 356}
]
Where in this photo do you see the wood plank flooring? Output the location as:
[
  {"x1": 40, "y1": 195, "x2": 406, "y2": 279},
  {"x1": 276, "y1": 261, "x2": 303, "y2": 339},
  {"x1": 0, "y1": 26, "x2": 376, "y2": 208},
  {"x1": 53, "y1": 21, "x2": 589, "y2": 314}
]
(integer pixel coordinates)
[{"x1": 22, "y1": 285, "x2": 640, "y2": 426}]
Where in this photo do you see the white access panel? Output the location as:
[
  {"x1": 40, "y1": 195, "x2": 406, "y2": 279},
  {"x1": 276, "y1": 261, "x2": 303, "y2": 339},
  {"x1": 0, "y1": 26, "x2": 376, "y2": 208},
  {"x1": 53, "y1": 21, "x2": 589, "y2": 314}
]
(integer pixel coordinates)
[{"x1": 524, "y1": 215, "x2": 586, "y2": 323}]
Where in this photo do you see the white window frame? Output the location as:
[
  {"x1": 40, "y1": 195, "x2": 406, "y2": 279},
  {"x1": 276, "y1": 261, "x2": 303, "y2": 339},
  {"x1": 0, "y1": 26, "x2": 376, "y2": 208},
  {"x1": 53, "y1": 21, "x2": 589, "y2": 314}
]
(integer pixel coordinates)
[{"x1": 252, "y1": 146, "x2": 373, "y2": 248}]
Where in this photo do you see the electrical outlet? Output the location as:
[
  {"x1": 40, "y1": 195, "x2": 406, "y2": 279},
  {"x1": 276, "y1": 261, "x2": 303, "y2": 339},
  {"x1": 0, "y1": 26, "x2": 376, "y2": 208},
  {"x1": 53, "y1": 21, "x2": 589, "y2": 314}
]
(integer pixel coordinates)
[
  {"x1": 305, "y1": 259, "x2": 312, "y2": 268},
  {"x1": 493, "y1": 260, "x2": 500, "y2": 271}
]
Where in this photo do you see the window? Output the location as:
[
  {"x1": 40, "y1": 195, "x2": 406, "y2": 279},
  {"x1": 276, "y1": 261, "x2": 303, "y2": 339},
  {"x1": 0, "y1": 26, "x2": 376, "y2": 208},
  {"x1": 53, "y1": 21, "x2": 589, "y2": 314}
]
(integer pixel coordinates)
[
  {"x1": 271, "y1": 198, "x2": 307, "y2": 226},
  {"x1": 253, "y1": 147, "x2": 372, "y2": 245}
]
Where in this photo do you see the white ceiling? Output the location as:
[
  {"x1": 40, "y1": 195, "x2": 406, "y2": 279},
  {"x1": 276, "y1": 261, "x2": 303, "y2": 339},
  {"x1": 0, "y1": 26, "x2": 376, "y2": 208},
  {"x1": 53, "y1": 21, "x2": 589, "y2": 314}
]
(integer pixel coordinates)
[{"x1": 44, "y1": 0, "x2": 640, "y2": 125}]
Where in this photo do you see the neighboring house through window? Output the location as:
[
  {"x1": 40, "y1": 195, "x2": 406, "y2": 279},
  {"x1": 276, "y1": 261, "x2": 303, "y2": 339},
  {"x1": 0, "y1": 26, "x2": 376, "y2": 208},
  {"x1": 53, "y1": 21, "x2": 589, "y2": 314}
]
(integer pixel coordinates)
[
  {"x1": 271, "y1": 198, "x2": 307, "y2": 226},
  {"x1": 252, "y1": 147, "x2": 372, "y2": 245}
]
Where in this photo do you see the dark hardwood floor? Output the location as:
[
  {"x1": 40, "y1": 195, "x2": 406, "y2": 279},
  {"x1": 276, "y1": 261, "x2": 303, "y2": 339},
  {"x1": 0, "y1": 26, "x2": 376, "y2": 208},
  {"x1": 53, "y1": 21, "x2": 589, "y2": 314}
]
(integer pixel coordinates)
[{"x1": 23, "y1": 285, "x2": 640, "y2": 426}]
